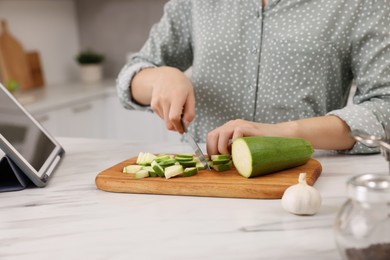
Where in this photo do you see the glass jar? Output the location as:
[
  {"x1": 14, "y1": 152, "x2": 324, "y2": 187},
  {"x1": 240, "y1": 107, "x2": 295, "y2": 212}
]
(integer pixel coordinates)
[{"x1": 334, "y1": 174, "x2": 390, "y2": 260}]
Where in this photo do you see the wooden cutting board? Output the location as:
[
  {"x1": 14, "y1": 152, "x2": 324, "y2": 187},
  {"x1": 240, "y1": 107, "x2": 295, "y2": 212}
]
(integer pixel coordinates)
[
  {"x1": 26, "y1": 51, "x2": 45, "y2": 88},
  {"x1": 0, "y1": 20, "x2": 34, "y2": 90},
  {"x1": 95, "y1": 157, "x2": 322, "y2": 199}
]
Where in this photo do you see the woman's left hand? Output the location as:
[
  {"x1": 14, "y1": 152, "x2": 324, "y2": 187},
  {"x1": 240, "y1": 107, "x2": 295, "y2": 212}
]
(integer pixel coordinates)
[
  {"x1": 206, "y1": 119, "x2": 289, "y2": 155},
  {"x1": 206, "y1": 116, "x2": 357, "y2": 156}
]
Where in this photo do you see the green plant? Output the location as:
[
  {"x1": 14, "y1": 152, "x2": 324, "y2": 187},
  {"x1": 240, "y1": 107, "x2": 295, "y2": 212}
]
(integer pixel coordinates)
[
  {"x1": 76, "y1": 49, "x2": 105, "y2": 65},
  {"x1": 5, "y1": 79, "x2": 20, "y2": 93}
]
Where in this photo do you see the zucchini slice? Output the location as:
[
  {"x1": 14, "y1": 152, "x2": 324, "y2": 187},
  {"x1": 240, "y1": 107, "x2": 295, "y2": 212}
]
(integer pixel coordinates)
[
  {"x1": 123, "y1": 165, "x2": 143, "y2": 174},
  {"x1": 211, "y1": 161, "x2": 232, "y2": 172},
  {"x1": 151, "y1": 160, "x2": 165, "y2": 177},
  {"x1": 211, "y1": 154, "x2": 231, "y2": 161},
  {"x1": 183, "y1": 167, "x2": 198, "y2": 177},
  {"x1": 164, "y1": 165, "x2": 184, "y2": 179},
  {"x1": 134, "y1": 169, "x2": 149, "y2": 179}
]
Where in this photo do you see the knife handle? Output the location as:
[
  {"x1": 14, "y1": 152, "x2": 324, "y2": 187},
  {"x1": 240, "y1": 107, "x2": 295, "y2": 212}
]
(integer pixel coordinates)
[{"x1": 180, "y1": 116, "x2": 188, "y2": 133}]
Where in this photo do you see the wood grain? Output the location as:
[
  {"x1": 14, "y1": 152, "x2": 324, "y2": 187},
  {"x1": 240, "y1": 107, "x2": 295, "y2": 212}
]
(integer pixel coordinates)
[
  {"x1": 95, "y1": 157, "x2": 322, "y2": 199},
  {"x1": 0, "y1": 20, "x2": 33, "y2": 90},
  {"x1": 26, "y1": 51, "x2": 45, "y2": 88}
]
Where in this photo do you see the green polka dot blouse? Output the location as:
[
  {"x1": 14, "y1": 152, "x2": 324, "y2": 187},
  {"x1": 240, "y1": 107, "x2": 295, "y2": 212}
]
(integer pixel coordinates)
[{"x1": 117, "y1": 0, "x2": 390, "y2": 154}]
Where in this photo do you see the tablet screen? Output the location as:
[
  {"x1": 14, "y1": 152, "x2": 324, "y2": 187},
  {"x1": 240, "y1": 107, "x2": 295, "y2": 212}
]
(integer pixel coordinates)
[{"x1": 0, "y1": 88, "x2": 56, "y2": 175}]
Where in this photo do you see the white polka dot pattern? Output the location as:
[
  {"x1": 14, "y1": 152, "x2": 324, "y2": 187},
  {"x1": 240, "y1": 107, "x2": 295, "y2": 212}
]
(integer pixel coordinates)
[{"x1": 117, "y1": 0, "x2": 390, "y2": 154}]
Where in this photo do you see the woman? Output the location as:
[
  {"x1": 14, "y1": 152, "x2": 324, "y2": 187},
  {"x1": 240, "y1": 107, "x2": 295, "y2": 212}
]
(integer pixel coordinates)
[{"x1": 117, "y1": 0, "x2": 390, "y2": 155}]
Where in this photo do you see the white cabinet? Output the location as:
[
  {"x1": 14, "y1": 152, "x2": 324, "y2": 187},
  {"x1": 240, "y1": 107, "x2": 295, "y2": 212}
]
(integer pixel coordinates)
[
  {"x1": 104, "y1": 95, "x2": 182, "y2": 143},
  {"x1": 30, "y1": 89, "x2": 183, "y2": 143},
  {"x1": 58, "y1": 98, "x2": 106, "y2": 138},
  {"x1": 33, "y1": 97, "x2": 106, "y2": 139}
]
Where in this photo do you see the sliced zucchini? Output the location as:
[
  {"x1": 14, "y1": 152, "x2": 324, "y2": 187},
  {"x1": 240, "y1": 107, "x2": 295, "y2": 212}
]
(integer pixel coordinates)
[
  {"x1": 143, "y1": 166, "x2": 157, "y2": 177},
  {"x1": 175, "y1": 156, "x2": 194, "y2": 162},
  {"x1": 158, "y1": 159, "x2": 176, "y2": 168},
  {"x1": 164, "y1": 165, "x2": 184, "y2": 179},
  {"x1": 211, "y1": 158, "x2": 230, "y2": 165},
  {"x1": 176, "y1": 153, "x2": 193, "y2": 158},
  {"x1": 151, "y1": 160, "x2": 165, "y2": 177},
  {"x1": 155, "y1": 154, "x2": 171, "y2": 163},
  {"x1": 178, "y1": 160, "x2": 197, "y2": 167},
  {"x1": 211, "y1": 154, "x2": 231, "y2": 161},
  {"x1": 142, "y1": 153, "x2": 157, "y2": 165},
  {"x1": 196, "y1": 162, "x2": 206, "y2": 170},
  {"x1": 136, "y1": 152, "x2": 145, "y2": 164},
  {"x1": 123, "y1": 165, "x2": 143, "y2": 174},
  {"x1": 211, "y1": 161, "x2": 233, "y2": 172},
  {"x1": 183, "y1": 167, "x2": 198, "y2": 177},
  {"x1": 134, "y1": 169, "x2": 149, "y2": 179}
]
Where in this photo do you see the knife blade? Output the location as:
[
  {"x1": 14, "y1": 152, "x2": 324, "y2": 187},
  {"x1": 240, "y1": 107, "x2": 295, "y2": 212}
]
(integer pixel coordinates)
[{"x1": 181, "y1": 118, "x2": 211, "y2": 171}]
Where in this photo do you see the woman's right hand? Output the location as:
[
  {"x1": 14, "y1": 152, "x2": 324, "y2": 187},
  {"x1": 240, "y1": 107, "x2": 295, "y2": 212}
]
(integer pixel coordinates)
[{"x1": 131, "y1": 66, "x2": 195, "y2": 134}]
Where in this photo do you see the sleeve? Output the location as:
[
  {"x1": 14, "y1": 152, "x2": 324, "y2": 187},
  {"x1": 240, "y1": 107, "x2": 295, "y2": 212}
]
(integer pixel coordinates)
[
  {"x1": 328, "y1": 0, "x2": 390, "y2": 154},
  {"x1": 116, "y1": 0, "x2": 193, "y2": 111}
]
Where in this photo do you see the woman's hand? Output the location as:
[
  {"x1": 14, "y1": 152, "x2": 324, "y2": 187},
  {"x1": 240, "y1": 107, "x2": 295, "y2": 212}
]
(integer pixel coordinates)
[
  {"x1": 131, "y1": 66, "x2": 195, "y2": 134},
  {"x1": 206, "y1": 119, "x2": 286, "y2": 155},
  {"x1": 206, "y1": 116, "x2": 356, "y2": 155}
]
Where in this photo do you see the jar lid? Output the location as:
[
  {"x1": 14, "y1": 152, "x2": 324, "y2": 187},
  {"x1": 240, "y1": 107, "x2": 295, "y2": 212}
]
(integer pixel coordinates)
[{"x1": 347, "y1": 174, "x2": 390, "y2": 202}]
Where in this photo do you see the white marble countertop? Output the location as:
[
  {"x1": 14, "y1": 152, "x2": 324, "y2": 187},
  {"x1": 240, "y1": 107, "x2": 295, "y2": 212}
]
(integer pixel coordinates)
[{"x1": 0, "y1": 137, "x2": 388, "y2": 260}]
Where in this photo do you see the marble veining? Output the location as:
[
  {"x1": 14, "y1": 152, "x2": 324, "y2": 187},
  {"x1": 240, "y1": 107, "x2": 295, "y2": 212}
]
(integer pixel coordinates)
[{"x1": 0, "y1": 137, "x2": 388, "y2": 260}]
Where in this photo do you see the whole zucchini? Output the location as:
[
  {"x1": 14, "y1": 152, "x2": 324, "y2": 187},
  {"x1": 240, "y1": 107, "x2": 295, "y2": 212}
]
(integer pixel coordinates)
[{"x1": 232, "y1": 136, "x2": 313, "y2": 178}]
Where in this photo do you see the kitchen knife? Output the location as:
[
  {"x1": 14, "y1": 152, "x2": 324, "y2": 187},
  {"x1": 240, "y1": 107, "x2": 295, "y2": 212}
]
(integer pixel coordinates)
[{"x1": 181, "y1": 118, "x2": 211, "y2": 171}]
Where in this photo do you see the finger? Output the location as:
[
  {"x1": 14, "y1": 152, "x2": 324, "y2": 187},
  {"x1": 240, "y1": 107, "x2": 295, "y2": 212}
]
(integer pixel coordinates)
[
  {"x1": 150, "y1": 99, "x2": 164, "y2": 120},
  {"x1": 182, "y1": 89, "x2": 196, "y2": 126},
  {"x1": 169, "y1": 98, "x2": 186, "y2": 134},
  {"x1": 217, "y1": 129, "x2": 233, "y2": 155},
  {"x1": 169, "y1": 106, "x2": 184, "y2": 134},
  {"x1": 229, "y1": 127, "x2": 259, "y2": 154},
  {"x1": 162, "y1": 103, "x2": 174, "y2": 131},
  {"x1": 232, "y1": 127, "x2": 245, "y2": 141},
  {"x1": 206, "y1": 130, "x2": 219, "y2": 156},
  {"x1": 232, "y1": 126, "x2": 260, "y2": 140}
]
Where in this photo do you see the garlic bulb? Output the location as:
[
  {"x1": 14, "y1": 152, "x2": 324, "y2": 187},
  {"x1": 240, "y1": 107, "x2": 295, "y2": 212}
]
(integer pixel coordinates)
[{"x1": 281, "y1": 172, "x2": 322, "y2": 215}]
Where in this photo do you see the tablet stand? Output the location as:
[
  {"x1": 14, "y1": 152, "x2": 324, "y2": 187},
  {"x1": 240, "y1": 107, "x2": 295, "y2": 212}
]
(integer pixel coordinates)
[{"x1": 0, "y1": 156, "x2": 33, "y2": 192}]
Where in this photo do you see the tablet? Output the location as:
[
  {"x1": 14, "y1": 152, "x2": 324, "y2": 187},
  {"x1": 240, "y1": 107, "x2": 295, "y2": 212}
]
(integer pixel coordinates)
[{"x1": 0, "y1": 83, "x2": 65, "y2": 187}]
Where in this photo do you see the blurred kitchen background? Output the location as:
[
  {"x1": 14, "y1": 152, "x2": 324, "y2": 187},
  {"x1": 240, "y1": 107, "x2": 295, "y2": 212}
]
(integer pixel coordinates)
[
  {"x1": 0, "y1": 0, "x2": 183, "y2": 143},
  {"x1": 0, "y1": 0, "x2": 167, "y2": 84}
]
